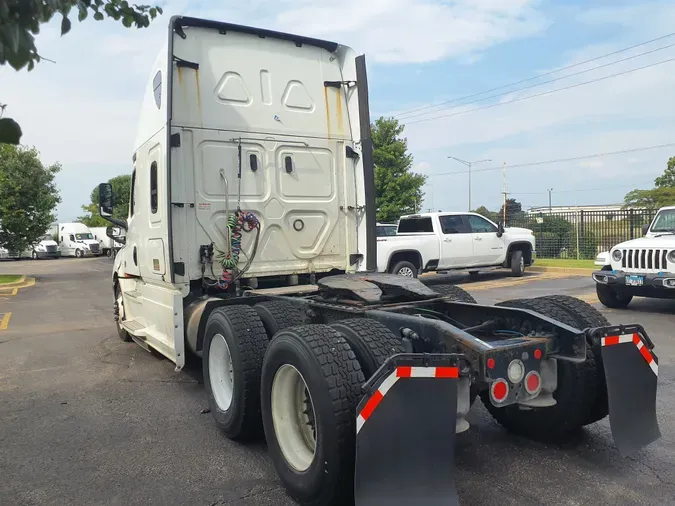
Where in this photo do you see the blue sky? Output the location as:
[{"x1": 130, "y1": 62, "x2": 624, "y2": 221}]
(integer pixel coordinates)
[{"x1": 2, "y1": 0, "x2": 675, "y2": 220}]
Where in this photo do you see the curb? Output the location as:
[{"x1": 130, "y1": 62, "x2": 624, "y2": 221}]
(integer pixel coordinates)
[
  {"x1": 529, "y1": 266, "x2": 594, "y2": 275},
  {"x1": 0, "y1": 276, "x2": 36, "y2": 289}
]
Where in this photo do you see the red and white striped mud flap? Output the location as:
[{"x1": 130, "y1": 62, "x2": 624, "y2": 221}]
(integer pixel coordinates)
[
  {"x1": 354, "y1": 353, "x2": 461, "y2": 506},
  {"x1": 599, "y1": 326, "x2": 661, "y2": 456}
]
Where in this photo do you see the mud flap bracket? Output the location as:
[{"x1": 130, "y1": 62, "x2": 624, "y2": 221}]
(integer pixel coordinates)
[{"x1": 355, "y1": 353, "x2": 463, "y2": 506}]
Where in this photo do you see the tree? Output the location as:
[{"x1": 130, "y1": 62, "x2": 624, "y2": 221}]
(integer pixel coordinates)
[
  {"x1": 0, "y1": 0, "x2": 163, "y2": 144},
  {"x1": 498, "y1": 198, "x2": 523, "y2": 223},
  {"x1": 654, "y1": 156, "x2": 675, "y2": 188},
  {"x1": 372, "y1": 117, "x2": 427, "y2": 222},
  {"x1": 78, "y1": 174, "x2": 130, "y2": 227},
  {"x1": 623, "y1": 155, "x2": 675, "y2": 209},
  {"x1": 472, "y1": 205, "x2": 498, "y2": 223},
  {"x1": 0, "y1": 144, "x2": 61, "y2": 252}
]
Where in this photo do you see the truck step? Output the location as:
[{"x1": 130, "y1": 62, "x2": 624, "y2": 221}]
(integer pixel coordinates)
[{"x1": 121, "y1": 319, "x2": 147, "y2": 335}]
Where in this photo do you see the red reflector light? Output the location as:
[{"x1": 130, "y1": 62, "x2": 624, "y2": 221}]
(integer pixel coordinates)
[
  {"x1": 525, "y1": 371, "x2": 541, "y2": 395},
  {"x1": 534, "y1": 349, "x2": 542, "y2": 360},
  {"x1": 487, "y1": 358, "x2": 496, "y2": 369},
  {"x1": 490, "y1": 379, "x2": 509, "y2": 403}
]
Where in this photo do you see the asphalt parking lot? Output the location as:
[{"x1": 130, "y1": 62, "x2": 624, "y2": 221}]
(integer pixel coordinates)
[{"x1": 1, "y1": 258, "x2": 674, "y2": 506}]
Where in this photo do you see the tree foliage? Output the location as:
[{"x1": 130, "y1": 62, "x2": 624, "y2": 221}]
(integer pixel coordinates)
[
  {"x1": 0, "y1": 0, "x2": 163, "y2": 144},
  {"x1": 78, "y1": 174, "x2": 130, "y2": 227},
  {"x1": 0, "y1": 144, "x2": 61, "y2": 252},
  {"x1": 624, "y1": 156, "x2": 675, "y2": 209},
  {"x1": 498, "y1": 198, "x2": 523, "y2": 223},
  {"x1": 372, "y1": 117, "x2": 427, "y2": 222},
  {"x1": 472, "y1": 205, "x2": 498, "y2": 223}
]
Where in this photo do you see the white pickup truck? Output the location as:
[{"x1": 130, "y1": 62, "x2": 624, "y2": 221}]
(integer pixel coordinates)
[{"x1": 377, "y1": 212, "x2": 536, "y2": 278}]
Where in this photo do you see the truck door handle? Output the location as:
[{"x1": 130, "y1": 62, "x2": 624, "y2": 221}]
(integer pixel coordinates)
[
  {"x1": 474, "y1": 237, "x2": 482, "y2": 241},
  {"x1": 443, "y1": 238, "x2": 451, "y2": 242}
]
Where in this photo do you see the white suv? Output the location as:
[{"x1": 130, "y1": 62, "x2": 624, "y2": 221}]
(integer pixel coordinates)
[{"x1": 593, "y1": 205, "x2": 675, "y2": 308}]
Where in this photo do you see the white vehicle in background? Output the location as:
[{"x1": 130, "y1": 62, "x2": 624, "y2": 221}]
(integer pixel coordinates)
[
  {"x1": 28, "y1": 234, "x2": 61, "y2": 259},
  {"x1": 57, "y1": 223, "x2": 101, "y2": 257},
  {"x1": 91, "y1": 226, "x2": 126, "y2": 257},
  {"x1": 376, "y1": 222, "x2": 398, "y2": 237},
  {"x1": 377, "y1": 212, "x2": 536, "y2": 278},
  {"x1": 593, "y1": 205, "x2": 675, "y2": 308}
]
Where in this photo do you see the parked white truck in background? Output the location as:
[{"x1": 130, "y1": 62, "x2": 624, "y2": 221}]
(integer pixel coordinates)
[
  {"x1": 593, "y1": 205, "x2": 675, "y2": 308},
  {"x1": 377, "y1": 212, "x2": 536, "y2": 278},
  {"x1": 57, "y1": 223, "x2": 101, "y2": 257},
  {"x1": 91, "y1": 226, "x2": 126, "y2": 257},
  {"x1": 0, "y1": 234, "x2": 61, "y2": 259}
]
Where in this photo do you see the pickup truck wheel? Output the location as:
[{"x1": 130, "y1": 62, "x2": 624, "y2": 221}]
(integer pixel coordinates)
[
  {"x1": 483, "y1": 297, "x2": 599, "y2": 441},
  {"x1": 203, "y1": 306, "x2": 268, "y2": 441},
  {"x1": 254, "y1": 300, "x2": 306, "y2": 339},
  {"x1": 510, "y1": 250, "x2": 525, "y2": 277},
  {"x1": 431, "y1": 284, "x2": 477, "y2": 303},
  {"x1": 261, "y1": 325, "x2": 363, "y2": 506},
  {"x1": 596, "y1": 283, "x2": 633, "y2": 308},
  {"x1": 330, "y1": 319, "x2": 404, "y2": 378},
  {"x1": 391, "y1": 261, "x2": 418, "y2": 278},
  {"x1": 536, "y1": 295, "x2": 610, "y2": 425}
]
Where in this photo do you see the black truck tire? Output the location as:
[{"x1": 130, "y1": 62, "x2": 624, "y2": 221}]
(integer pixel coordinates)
[
  {"x1": 114, "y1": 284, "x2": 132, "y2": 342},
  {"x1": 596, "y1": 283, "x2": 633, "y2": 308},
  {"x1": 510, "y1": 250, "x2": 525, "y2": 277},
  {"x1": 202, "y1": 306, "x2": 268, "y2": 441},
  {"x1": 482, "y1": 297, "x2": 600, "y2": 440},
  {"x1": 254, "y1": 300, "x2": 306, "y2": 338},
  {"x1": 261, "y1": 325, "x2": 364, "y2": 506},
  {"x1": 330, "y1": 319, "x2": 404, "y2": 378},
  {"x1": 390, "y1": 260, "x2": 418, "y2": 278},
  {"x1": 431, "y1": 284, "x2": 477, "y2": 303},
  {"x1": 535, "y1": 295, "x2": 610, "y2": 425}
]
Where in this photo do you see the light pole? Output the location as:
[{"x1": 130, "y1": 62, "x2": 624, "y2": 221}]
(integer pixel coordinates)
[
  {"x1": 548, "y1": 188, "x2": 553, "y2": 212},
  {"x1": 447, "y1": 156, "x2": 492, "y2": 211}
]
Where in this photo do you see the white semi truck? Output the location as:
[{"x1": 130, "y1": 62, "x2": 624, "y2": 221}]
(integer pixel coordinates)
[
  {"x1": 97, "y1": 16, "x2": 660, "y2": 505},
  {"x1": 56, "y1": 222, "x2": 101, "y2": 257}
]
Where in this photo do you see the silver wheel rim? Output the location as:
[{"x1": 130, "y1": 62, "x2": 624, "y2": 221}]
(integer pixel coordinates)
[
  {"x1": 520, "y1": 256, "x2": 525, "y2": 271},
  {"x1": 209, "y1": 334, "x2": 235, "y2": 412},
  {"x1": 117, "y1": 292, "x2": 125, "y2": 321},
  {"x1": 271, "y1": 364, "x2": 317, "y2": 472},
  {"x1": 398, "y1": 266, "x2": 414, "y2": 277},
  {"x1": 32, "y1": 251, "x2": 37, "y2": 259}
]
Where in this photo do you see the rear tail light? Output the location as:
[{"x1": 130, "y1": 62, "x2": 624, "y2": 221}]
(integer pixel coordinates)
[
  {"x1": 490, "y1": 378, "x2": 509, "y2": 403},
  {"x1": 524, "y1": 371, "x2": 542, "y2": 395}
]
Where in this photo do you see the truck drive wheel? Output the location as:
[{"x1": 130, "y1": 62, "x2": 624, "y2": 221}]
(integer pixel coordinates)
[
  {"x1": 330, "y1": 319, "x2": 404, "y2": 378},
  {"x1": 431, "y1": 284, "x2": 477, "y2": 303},
  {"x1": 596, "y1": 283, "x2": 633, "y2": 308},
  {"x1": 114, "y1": 284, "x2": 132, "y2": 342},
  {"x1": 484, "y1": 297, "x2": 600, "y2": 440},
  {"x1": 391, "y1": 260, "x2": 418, "y2": 278},
  {"x1": 75, "y1": 249, "x2": 83, "y2": 258},
  {"x1": 261, "y1": 325, "x2": 363, "y2": 506},
  {"x1": 536, "y1": 295, "x2": 610, "y2": 425},
  {"x1": 510, "y1": 250, "x2": 525, "y2": 277},
  {"x1": 203, "y1": 306, "x2": 268, "y2": 441},
  {"x1": 254, "y1": 300, "x2": 306, "y2": 338}
]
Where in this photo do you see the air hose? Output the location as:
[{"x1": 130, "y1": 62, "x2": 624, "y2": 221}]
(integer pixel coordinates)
[{"x1": 215, "y1": 210, "x2": 260, "y2": 290}]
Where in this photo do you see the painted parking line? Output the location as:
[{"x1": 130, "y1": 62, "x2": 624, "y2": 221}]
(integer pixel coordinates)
[
  {"x1": 0, "y1": 287, "x2": 19, "y2": 296},
  {"x1": 0, "y1": 312, "x2": 11, "y2": 331},
  {"x1": 457, "y1": 272, "x2": 578, "y2": 292}
]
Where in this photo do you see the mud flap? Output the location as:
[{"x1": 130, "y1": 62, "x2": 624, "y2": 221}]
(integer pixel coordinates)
[
  {"x1": 355, "y1": 354, "x2": 461, "y2": 506},
  {"x1": 598, "y1": 327, "x2": 660, "y2": 456}
]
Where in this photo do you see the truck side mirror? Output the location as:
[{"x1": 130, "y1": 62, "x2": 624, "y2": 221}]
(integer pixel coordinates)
[
  {"x1": 99, "y1": 183, "x2": 114, "y2": 217},
  {"x1": 642, "y1": 224, "x2": 649, "y2": 235},
  {"x1": 497, "y1": 222, "x2": 505, "y2": 237}
]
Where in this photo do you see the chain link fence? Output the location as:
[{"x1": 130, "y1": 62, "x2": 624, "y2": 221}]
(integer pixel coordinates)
[{"x1": 507, "y1": 209, "x2": 656, "y2": 260}]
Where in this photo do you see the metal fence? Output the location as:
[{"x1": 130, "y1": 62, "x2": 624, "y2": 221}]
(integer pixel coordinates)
[{"x1": 507, "y1": 209, "x2": 656, "y2": 260}]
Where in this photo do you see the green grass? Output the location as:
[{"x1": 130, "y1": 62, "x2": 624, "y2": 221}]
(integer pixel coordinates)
[
  {"x1": 535, "y1": 259, "x2": 596, "y2": 269},
  {"x1": 0, "y1": 275, "x2": 21, "y2": 285}
]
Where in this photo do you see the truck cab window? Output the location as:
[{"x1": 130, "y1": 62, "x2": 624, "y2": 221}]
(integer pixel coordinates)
[
  {"x1": 398, "y1": 217, "x2": 433, "y2": 233},
  {"x1": 150, "y1": 162, "x2": 158, "y2": 214},
  {"x1": 438, "y1": 215, "x2": 466, "y2": 234},
  {"x1": 468, "y1": 215, "x2": 498, "y2": 233}
]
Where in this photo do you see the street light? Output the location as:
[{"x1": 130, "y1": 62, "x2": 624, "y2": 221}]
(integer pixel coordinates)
[{"x1": 447, "y1": 156, "x2": 492, "y2": 210}]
